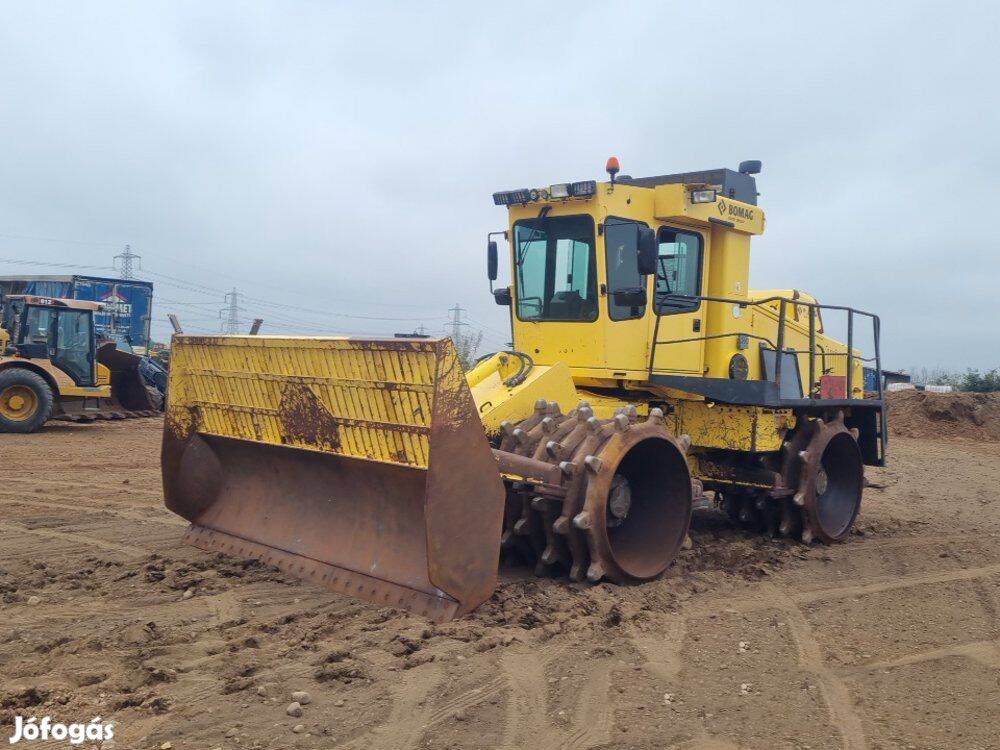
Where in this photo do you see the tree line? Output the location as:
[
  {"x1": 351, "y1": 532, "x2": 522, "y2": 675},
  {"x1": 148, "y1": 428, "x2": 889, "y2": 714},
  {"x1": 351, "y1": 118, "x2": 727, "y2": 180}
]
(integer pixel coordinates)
[{"x1": 909, "y1": 366, "x2": 1000, "y2": 393}]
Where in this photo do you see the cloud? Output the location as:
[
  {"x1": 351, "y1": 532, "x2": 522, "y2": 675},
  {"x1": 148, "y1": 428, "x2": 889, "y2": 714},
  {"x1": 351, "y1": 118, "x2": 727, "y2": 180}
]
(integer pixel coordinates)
[{"x1": 0, "y1": 1, "x2": 997, "y2": 368}]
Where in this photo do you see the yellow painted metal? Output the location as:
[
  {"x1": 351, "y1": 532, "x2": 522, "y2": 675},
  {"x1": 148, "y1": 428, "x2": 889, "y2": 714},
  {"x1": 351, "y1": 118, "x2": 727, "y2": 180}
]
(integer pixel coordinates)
[
  {"x1": 653, "y1": 184, "x2": 765, "y2": 234},
  {"x1": 0, "y1": 384, "x2": 38, "y2": 420},
  {"x1": 468, "y1": 356, "x2": 579, "y2": 437},
  {"x1": 668, "y1": 401, "x2": 792, "y2": 453},
  {"x1": 166, "y1": 335, "x2": 445, "y2": 468},
  {"x1": 0, "y1": 355, "x2": 112, "y2": 399}
]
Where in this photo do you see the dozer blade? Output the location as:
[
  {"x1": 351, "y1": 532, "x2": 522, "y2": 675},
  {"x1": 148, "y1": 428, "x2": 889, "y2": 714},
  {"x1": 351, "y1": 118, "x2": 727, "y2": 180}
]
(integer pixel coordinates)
[
  {"x1": 97, "y1": 342, "x2": 159, "y2": 414},
  {"x1": 161, "y1": 335, "x2": 506, "y2": 621}
]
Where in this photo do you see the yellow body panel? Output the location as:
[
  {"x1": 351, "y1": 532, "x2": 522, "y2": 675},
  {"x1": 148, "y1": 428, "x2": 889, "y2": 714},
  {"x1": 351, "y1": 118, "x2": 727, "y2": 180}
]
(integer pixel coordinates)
[
  {"x1": 0, "y1": 354, "x2": 111, "y2": 398},
  {"x1": 668, "y1": 401, "x2": 792, "y2": 453},
  {"x1": 467, "y1": 354, "x2": 579, "y2": 437},
  {"x1": 653, "y1": 183, "x2": 765, "y2": 234},
  {"x1": 166, "y1": 335, "x2": 447, "y2": 468}
]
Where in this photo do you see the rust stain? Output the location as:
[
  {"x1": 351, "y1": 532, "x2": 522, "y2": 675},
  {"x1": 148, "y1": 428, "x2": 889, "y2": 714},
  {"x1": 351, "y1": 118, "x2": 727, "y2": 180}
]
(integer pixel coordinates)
[{"x1": 277, "y1": 383, "x2": 342, "y2": 451}]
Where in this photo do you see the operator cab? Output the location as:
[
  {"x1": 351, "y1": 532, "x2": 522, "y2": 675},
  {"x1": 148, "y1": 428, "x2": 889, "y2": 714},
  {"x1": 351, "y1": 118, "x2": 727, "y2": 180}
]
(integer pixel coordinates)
[
  {"x1": 487, "y1": 158, "x2": 764, "y2": 377},
  {"x1": 2, "y1": 295, "x2": 100, "y2": 386}
]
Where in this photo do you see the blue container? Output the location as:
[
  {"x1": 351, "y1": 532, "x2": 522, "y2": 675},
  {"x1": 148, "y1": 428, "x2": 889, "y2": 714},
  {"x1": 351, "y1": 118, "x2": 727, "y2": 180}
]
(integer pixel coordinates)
[
  {"x1": 863, "y1": 367, "x2": 879, "y2": 392},
  {"x1": 0, "y1": 274, "x2": 154, "y2": 349}
]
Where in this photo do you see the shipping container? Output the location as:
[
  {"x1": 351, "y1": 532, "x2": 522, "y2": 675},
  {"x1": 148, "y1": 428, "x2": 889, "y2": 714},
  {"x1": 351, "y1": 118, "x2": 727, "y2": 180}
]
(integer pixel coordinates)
[{"x1": 0, "y1": 274, "x2": 154, "y2": 350}]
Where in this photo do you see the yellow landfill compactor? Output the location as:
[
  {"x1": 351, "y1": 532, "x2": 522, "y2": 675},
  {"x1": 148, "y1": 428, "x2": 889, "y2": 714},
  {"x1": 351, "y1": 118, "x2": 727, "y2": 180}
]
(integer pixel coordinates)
[{"x1": 162, "y1": 159, "x2": 887, "y2": 621}]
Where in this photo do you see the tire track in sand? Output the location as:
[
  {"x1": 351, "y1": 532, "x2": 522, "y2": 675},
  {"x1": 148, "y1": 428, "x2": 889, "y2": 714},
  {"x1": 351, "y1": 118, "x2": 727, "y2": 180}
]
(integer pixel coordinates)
[
  {"x1": 499, "y1": 642, "x2": 615, "y2": 750},
  {"x1": 0, "y1": 519, "x2": 146, "y2": 556},
  {"x1": 761, "y1": 583, "x2": 869, "y2": 750},
  {"x1": 629, "y1": 618, "x2": 686, "y2": 682},
  {"x1": 835, "y1": 638, "x2": 1000, "y2": 674},
  {"x1": 338, "y1": 662, "x2": 446, "y2": 750},
  {"x1": 0, "y1": 491, "x2": 184, "y2": 526}
]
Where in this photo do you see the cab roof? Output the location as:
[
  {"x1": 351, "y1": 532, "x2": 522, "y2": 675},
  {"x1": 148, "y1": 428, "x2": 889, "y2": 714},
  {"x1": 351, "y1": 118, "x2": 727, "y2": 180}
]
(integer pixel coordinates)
[{"x1": 6, "y1": 294, "x2": 104, "y2": 311}]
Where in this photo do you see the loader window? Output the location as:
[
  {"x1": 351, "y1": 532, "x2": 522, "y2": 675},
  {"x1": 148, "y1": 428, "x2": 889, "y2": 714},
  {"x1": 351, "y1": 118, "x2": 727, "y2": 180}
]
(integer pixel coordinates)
[
  {"x1": 605, "y1": 217, "x2": 648, "y2": 320},
  {"x1": 514, "y1": 215, "x2": 597, "y2": 322},
  {"x1": 23, "y1": 306, "x2": 55, "y2": 344},
  {"x1": 655, "y1": 228, "x2": 703, "y2": 313},
  {"x1": 52, "y1": 309, "x2": 94, "y2": 386}
]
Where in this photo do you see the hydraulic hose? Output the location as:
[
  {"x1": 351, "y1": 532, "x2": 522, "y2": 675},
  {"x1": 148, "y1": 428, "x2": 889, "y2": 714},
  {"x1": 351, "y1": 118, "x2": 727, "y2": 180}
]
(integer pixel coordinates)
[{"x1": 474, "y1": 350, "x2": 535, "y2": 388}]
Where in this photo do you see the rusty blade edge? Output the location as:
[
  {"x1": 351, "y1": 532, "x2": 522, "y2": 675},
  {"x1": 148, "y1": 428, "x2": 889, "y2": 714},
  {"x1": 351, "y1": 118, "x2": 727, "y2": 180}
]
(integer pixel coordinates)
[{"x1": 182, "y1": 524, "x2": 461, "y2": 623}]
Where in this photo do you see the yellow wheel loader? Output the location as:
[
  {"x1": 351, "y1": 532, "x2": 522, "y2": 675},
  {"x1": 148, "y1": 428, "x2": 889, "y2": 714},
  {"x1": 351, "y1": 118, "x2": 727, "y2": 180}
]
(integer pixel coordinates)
[
  {"x1": 0, "y1": 295, "x2": 159, "y2": 432},
  {"x1": 161, "y1": 159, "x2": 886, "y2": 621}
]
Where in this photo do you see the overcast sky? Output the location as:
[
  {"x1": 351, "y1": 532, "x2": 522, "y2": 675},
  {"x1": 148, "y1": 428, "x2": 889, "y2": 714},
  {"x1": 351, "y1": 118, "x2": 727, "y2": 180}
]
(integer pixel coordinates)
[{"x1": 1, "y1": 1, "x2": 997, "y2": 370}]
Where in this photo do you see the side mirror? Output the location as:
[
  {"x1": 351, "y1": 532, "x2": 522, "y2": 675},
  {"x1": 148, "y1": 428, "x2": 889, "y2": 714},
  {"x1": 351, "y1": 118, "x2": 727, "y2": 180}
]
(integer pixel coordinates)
[
  {"x1": 612, "y1": 287, "x2": 647, "y2": 308},
  {"x1": 487, "y1": 240, "x2": 498, "y2": 281},
  {"x1": 637, "y1": 226, "x2": 657, "y2": 275},
  {"x1": 493, "y1": 286, "x2": 511, "y2": 306}
]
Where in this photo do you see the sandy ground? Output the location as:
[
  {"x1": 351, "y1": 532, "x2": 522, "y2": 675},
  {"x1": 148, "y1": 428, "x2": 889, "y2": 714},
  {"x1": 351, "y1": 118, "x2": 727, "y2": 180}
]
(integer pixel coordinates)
[{"x1": 2, "y1": 418, "x2": 1000, "y2": 750}]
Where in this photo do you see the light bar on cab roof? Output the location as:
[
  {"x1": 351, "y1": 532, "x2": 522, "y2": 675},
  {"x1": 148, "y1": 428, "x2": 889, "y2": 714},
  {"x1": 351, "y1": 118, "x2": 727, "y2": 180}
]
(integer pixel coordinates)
[
  {"x1": 549, "y1": 183, "x2": 570, "y2": 198},
  {"x1": 493, "y1": 188, "x2": 532, "y2": 206},
  {"x1": 494, "y1": 180, "x2": 596, "y2": 206}
]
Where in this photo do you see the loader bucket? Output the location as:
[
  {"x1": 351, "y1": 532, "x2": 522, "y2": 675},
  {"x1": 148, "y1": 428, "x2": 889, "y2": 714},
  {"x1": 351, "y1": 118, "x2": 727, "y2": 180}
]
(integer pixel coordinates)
[
  {"x1": 161, "y1": 335, "x2": 506, "y2": 621},
  {"x1": 97, "y1": 342, "x2": 158, "y2": 412}
]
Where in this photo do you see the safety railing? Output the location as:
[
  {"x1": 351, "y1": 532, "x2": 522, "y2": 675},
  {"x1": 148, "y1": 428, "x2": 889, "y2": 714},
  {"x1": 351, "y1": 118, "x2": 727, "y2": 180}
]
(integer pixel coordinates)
[{"x1": 648, "y1": 293, "x2": 883, "y2": 404}]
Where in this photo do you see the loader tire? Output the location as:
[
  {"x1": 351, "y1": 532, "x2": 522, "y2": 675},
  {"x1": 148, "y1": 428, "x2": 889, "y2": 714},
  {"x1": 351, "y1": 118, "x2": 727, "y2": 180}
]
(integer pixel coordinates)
[{"x1": 0, "y1": 369, "x2": 54, "y2": 433}]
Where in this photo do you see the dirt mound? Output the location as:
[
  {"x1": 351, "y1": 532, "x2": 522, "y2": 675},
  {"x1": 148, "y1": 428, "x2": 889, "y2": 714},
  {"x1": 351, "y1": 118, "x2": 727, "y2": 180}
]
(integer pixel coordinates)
[{"x1": 888, "y1": 389, "x2": 1000, "y2": 440}]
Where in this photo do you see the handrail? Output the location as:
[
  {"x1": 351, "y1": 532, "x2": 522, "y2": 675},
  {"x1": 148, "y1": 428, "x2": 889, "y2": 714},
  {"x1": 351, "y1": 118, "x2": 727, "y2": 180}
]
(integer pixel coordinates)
[{"x1": 648, "y1": 292, "x2": 883, "y2": 401}]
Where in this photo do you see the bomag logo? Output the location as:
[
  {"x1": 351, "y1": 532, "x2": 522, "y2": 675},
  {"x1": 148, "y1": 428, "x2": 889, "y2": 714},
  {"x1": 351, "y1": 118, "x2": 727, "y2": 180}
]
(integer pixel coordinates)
[{"x1": 717, "y1": 199, "x2": 754, "y2": 222}]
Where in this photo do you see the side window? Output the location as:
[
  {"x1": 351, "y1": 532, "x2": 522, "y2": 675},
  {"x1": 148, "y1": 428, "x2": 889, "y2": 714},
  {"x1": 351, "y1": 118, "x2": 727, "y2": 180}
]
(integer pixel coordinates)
[
  {"x1": 655, "y1": 228, "x2": 703, "y2": 313},
  {"x1": 23, "y1": 307, "x2": 55, "y2": 344},
  {"x1": 604, "y1": 218, "x2": 647, "y2": 321}
]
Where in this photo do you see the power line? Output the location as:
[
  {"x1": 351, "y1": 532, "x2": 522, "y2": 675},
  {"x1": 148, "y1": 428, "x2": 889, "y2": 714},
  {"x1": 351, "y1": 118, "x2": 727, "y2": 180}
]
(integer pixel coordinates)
[
  {"x1": 0, "y1": 255, "x2": 116, "y2": 272},
  {"x1": 0, "y1": 232, "x2": 118, "y2": 248}
]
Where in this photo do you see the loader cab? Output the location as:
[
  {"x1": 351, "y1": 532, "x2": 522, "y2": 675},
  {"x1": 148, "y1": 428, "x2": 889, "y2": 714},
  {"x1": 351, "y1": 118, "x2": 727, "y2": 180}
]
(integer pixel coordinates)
[
  {"x1": 491, "y1": 161, "x2": 765, "y2": 382},
  {"x1": 2, "y1": 296, "x2": 99, "y2": 387}
]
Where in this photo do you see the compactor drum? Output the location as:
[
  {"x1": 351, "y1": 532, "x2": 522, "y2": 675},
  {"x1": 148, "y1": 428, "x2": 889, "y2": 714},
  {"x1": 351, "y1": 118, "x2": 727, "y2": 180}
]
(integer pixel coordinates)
[
  {"x1": 162, "y1": 159, "x2": 886, "y2": 620},
  {"x1": 496, "y1": 399, "x2": 694, "y2": 584}
]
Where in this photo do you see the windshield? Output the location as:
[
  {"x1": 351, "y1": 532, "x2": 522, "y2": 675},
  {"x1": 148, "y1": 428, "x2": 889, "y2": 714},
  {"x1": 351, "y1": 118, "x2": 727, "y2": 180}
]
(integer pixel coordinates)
[{"x1": 514, "y1": 215, "x2": 597, "y2": 321}]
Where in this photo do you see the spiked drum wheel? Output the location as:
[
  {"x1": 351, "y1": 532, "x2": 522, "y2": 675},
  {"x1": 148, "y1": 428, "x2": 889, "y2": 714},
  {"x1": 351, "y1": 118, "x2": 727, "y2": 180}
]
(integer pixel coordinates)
[
  {"x1": 782, "y1": 411, "x2": 864, "y2": 543},
  {"x1": 498, "y1": 399, "x2": 693, "y2": 583}
]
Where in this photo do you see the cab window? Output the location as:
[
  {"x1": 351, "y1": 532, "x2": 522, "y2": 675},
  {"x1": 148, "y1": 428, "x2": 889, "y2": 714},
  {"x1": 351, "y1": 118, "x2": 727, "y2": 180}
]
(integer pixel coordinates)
[
  {"x1": 655, "y1": 228, "x2": 703, "y2": 313},
  {"x1": 23, "y1": 306, "x2": 55, "y2": 344},
  {"x1": 514, "y1": 215, "x2": 597, "y2": 322},
  {"x1": 604, "y1": 218, "x2": 648, "y2": 321}
]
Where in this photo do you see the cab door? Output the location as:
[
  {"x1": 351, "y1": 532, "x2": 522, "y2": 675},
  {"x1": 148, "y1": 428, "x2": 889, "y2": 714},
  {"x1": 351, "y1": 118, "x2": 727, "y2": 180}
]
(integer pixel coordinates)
[
  {"x1": 602, "y1": 217, "x2": 650, "y2": 373},
  {"x1": 48, "y1": 309, "x2": 96, "y2": 386},
  {"x1": 649, "y1": 226, "x2": 707, "y2": 374}
]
